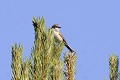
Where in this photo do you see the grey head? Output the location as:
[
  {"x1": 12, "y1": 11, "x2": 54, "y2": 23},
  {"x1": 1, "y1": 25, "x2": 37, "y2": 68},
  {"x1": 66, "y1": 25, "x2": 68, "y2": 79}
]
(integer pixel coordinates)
[{"x1": 51, "y1": 24, "x2": 61, "y2": 29}]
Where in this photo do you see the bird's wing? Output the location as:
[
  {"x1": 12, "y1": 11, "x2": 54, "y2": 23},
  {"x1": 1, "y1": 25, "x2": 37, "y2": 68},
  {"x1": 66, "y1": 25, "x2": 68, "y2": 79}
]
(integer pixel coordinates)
[
  {"x1": 59, "y1": 32, "x2": 74, "y2": 52},
  {"x1": 59, "y1": 32, "x2": 67, "y2": 44}
]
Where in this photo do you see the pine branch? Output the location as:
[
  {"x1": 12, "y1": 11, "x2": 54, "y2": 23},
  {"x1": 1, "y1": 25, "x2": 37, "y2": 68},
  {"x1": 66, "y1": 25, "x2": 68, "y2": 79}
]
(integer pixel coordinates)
[
  {"x1": 64, "y1": 52, "x2": 77, "y2": 80},
  {"x1": 31, "y1": 17, "x2": 64, "y2": 80},
  {"x1": 109, "y1": 54, "x2": 119, "y2": 80},
  {"x1": 11, "y1": 44, "x2": 23, "y2": 80},
  {"x1": 21, "y1": 60, "x2": 31, "y2": 80}
]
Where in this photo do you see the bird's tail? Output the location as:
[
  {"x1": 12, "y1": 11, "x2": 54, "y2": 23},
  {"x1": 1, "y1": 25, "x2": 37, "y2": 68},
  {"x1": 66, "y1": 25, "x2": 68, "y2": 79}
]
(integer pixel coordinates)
[{"x1": 65, "y1": 44, "x2": 74, "y2": 52}]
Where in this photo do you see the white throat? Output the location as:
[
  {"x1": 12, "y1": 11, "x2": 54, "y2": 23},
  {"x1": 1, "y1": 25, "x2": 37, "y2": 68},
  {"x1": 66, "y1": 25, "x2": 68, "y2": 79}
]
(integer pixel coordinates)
[
  {"x1": 54, "y1": 28, "x2": 60, "y2": 32},
  {"x1": 53, "y1": 28, "x2": 63, "y2": 41}
]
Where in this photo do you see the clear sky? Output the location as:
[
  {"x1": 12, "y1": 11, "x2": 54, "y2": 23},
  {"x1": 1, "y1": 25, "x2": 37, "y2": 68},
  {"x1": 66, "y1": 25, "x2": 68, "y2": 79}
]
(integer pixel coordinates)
[{"x1": 0, "y1": 0, "x2": 120, "y2": 80}]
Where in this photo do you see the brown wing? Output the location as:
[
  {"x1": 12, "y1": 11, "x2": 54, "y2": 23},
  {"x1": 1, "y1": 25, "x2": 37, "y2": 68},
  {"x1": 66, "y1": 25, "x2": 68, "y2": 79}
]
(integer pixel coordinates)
[
  {"x1": 59, "y1": 32, "x2": 67, "y2": 44},
  {"x1": 59, "y1": 32, "x2": 74, "y2": 52}
]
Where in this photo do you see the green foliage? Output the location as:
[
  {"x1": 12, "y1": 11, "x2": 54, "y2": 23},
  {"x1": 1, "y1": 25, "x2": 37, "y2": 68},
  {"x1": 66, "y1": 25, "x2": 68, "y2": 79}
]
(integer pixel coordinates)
[
  {"x1": 64, "y1": 52, "x2": 77, "y2": 80},
  {"x1": 11, "y1": 44, "x2": 23, "y2": 80},
  {"x1": 12, "y1": 44, "x2": 31, "y2": 80},
  {"x1": 21, "y1": 59, "x2": 31, "y2": 80},
  {"x1": 31, "y1": 17, "x2": 64, "y2": 80},
  {"x1": 109, "y1": 54, "x2": 119, "y2": 80},
  {"x1": 11, "y1": 17, "x2": 76, "y2": 80}
]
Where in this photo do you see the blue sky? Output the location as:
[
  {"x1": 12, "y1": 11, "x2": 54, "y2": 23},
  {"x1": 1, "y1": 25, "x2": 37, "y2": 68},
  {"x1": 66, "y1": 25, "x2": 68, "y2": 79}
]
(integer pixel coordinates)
[{"x1": 0, "y1": 0, "x2": 120, "y2": 80}]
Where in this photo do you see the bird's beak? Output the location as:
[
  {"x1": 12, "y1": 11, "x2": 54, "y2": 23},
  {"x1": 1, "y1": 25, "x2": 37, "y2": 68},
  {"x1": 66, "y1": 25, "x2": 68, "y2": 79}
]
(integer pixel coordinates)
[{"x1": 58, "y1": 27, "x2": 61, "y2": 28}]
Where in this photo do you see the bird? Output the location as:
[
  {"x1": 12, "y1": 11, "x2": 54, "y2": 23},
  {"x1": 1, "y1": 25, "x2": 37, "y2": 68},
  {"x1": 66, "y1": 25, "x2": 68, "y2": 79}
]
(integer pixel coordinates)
[{"x1": 51, "y1": 24, "x2": 74, "y2": 52}]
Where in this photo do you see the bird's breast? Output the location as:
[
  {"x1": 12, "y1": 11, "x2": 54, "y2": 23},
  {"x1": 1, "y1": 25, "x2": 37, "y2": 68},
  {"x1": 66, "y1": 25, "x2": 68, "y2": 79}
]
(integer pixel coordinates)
[{"x1": 54, "y1": 31, "x2": 63, "y2": 41}]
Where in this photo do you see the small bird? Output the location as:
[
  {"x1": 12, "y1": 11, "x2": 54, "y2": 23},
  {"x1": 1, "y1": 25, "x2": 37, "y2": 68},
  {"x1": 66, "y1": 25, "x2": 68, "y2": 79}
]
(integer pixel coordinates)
[{"x1": 51, "y1": 24, "x2": 74, "y2": 52}]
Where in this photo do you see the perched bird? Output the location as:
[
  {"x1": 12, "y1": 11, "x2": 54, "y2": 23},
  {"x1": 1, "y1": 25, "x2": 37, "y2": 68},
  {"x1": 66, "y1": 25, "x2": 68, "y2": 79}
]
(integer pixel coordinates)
[{"x1": 51, "y1": 24, "x2": 74, "y2": 52}]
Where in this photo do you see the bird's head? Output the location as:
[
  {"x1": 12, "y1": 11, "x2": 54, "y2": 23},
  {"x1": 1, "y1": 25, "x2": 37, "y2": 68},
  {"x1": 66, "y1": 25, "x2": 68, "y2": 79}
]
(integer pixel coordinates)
[{"x1": 52, "y1": 24, "x2": 61, "y2": 32}]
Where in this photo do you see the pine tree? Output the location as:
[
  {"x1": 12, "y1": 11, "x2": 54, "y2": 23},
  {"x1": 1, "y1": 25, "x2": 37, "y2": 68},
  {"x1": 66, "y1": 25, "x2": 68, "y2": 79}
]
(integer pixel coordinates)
[{"x1": 11, "y1": 17, "x2": 76, "y2": 80}]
